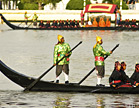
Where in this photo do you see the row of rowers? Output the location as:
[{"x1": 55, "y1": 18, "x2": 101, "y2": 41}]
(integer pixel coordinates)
[
  {"x1": 109, "y1": 61, "x2": 139, "y2": 88},
  {"x1": 39, "y1": 19, "x2": 80, "y2": 28},
  {"x1": 118, "y1": 19, "x2": 139, "y2": 28},
  {"x1": 85, "y1": 17, "x2": 111, "y2": 27}
]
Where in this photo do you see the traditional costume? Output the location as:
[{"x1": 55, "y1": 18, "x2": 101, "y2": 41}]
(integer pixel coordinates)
[
  {"x1": 109, "y1": 61, "x2": 132, "y2": 88},
  {"x1": 109, "y1": 61, "x2": 122, "y2": 87},
  {"x1": 54, "y1": 35, "x2": 72, "y2": 84},
  {"x1": 93, "y1": 36, "x2": 111, "y2": 86},
  {"x1": 24, "y1": 11, "x2": 29, "y2": 27},
  {"x1": 130, "y1": 64, "x2": 139, "y2": 87},
  {"x1": 32, "y1": 12, "x2": 38, "y2": 27}
]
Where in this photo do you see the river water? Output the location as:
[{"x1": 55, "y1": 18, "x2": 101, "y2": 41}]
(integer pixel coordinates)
[{"x1": 0, "y1": 24, "x2": 139, "y2": 108}]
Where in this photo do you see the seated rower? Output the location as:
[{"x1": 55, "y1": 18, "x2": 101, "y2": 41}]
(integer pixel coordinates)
[
  {"x1": 118, "y1": 21, "x2": 124, "y2": 27},
  {"x1": 51, "y1": 20, "x2": 56, "y2": 28},
  {"x1": 124, "y1": 19, "x2": 130, "y2": 27},
  {"x1": 99, "y1": 18, "x2": 105, "y2": 27},
  {"x1": 109, "y1": 61, "x2": 132, "y2": 88},
  {"x1": 130, "y1": 63, "x2": 139, "y2": 87},
  {"x1": 130, "y1": 19, "x2": 137, "y2": 28},
  {"x1": 58, "y1": 20, "x2": 63, "y2": 28},
  {"x1": 62, "y1": 20, "x2": 65, "y2": 27},
  {"x1": 92, "y1": 18, "x2": 98, "y2": 27},
  {"x1": 70, "y1": 20, "x2": 75, "y2": 28},
  {"x1": 72, "y1": 19, "x2": 76, "y2": 27},
  {"x1": 109, "y1": 61, "x2": 122, "y2": 88},
  {"x1": 75, "y1": 20, "x2": 80, "y2": 28},
  {"x1": 106, "y1": 18, "x2": 111, "y2": 27},
  {"x1": 39, "y1": 20, "x2": 44, "y2": 28},
  {"x1": 45, "y1": 21, "x2": 50, "y2": 28},
  {"x1": 120, "y1": 62, "x2": 132, "y2": 84},
  {"x1": 65, "y1": 19, "x2": 69, "y2": 28}
]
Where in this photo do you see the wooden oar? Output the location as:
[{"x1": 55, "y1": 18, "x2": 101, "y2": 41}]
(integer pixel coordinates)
[
  {"x1": 18, "y1": 22, "x2": 23, "y2": 26},
  {"x1": 78, "y1": 44, "x2": 119, "y2": 85},
  {"x1": 24, "y1": 41, "x2": 82, "y2": 92},
  {"x1": 28, "y1": 22, "x2": 33, "y2": 27}
]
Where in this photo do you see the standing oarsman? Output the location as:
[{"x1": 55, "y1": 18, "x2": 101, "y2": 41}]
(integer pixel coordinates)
[
  {"x1": 24, "y1": 11, "x2": 30, "y2": 27},
  {"x1": 32, "y1": 12, "x2": 38, "y2": 27},
  {"x1": 54, "y1": 35, "x2": 72, "y2": 84},
  {"x1": 93, "y1": 36, "x2": 112, "y2": 86}
]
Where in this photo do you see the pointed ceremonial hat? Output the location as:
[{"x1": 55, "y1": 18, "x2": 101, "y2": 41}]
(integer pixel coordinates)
[
  {"x1": 57, "y1": 35, "x2": 63, "y2": 42},
  {"x1": 96, "y1": 36, "x2": 102, "y2": 42}
]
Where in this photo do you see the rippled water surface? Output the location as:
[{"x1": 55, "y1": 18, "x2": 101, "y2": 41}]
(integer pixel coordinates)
[{"x1": 0, "y1": 24, "x2": 139, "y2": 108}]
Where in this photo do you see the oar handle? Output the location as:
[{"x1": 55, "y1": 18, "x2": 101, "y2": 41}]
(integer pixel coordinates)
[
  {"x1": 78, "y1": 44, "x2": 119, "y2": 85},
  {"x1": 24, "y1": 41, "x2": 82, "y2": 92},
  {"x1": 104, "y1": 44, "x2": 119, "y2": 60}
]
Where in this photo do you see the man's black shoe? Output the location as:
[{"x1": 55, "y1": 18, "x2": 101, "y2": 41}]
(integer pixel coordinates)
[
  {"x1": 96, "y1": 84, "x2": 105, "y2": 87},
  {"x1": 99, "y1": 84, "x2": 105, "y2": 87},
  {"x1": 65, "y1": 81, "x2": 69, "y2": 84},
  {"x1": 56, "y1": 80, "x2": 59, "y2": 83},
  {"x1": 96, "y1": 84, "x2": 99, "y2": 86}
]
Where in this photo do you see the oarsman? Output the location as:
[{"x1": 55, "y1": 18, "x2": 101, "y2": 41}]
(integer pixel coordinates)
[
  {"x1": 124, "y1": 19, "x2": 130, "y2": 27},
  {"x1": 65, "y1": 19, "x2": 69, "y2": 28},
  {"x1": 69, "y1": 20, "x2": 73, "y2": 28},
  {"x1": 130, "y1": 19, "x2": 137, "y2": 27},
  {"x1": 120, "y1": 62, "x2": 133, "y2": 84},
  {"x1": 24, "y1": 11, "x2": 30, "y2": 27},
  {"x1": 53, "y1": 35, "x2": 72, "y2": 84},
  {"x1": 62, "y1": 20, "x2": 65, "y2": 27},
  {"x1": 45, "y1": 21, "x2": 50, "y2": 28},
  {"x1": 75, "y1": 20, "x2": 80, "y2": 28},
  {"x1": 130, "y1": 63, "x2": 139, "y2": 87},
  {"x1": 109, "y1": 61, "x2": 132, "y2": 88},
  {"x1": 58, "y1": 20, "x2": 63, "y2": 28},
  {"x1": 32, "y1": 12, "x2": 38, "y2": 27},
  {"x1": 39, "y1": 20, "x2": 44, "y2": 28},
  {"x1": 71, "y1": 19, "x2": 76, "y2": 28},
  {"x1": 55, "y1": 20, "x2": 58, "y2": 28},
  {"x1": 109, "y1": 61, "x2": 122, "y2": 88},
  {"x1": 51, "y1": 20, "x2": 56, "y2": 28},
  {"x1": 93, "y1": 36, "x2": 112, "y2": 86}
]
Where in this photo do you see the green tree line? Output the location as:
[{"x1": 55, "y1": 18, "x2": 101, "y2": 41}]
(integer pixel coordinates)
[
  {"x1": 102, "y1": 0, "x2": 128, "y2": 9},
  {"x1": 17, "y1": 0, "x2": 62, "y2": 10},
  {"x1": 1, "y1": 0, "x2": 128, "y2": 10}
]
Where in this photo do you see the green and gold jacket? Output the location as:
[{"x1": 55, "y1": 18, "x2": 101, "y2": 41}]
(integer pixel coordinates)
[
  {"x1": 54, "y1": 43, "x2": 72, "y2": 65},
  {"x1": 33, "y1": 15, "x2": 38, "y2": 22},
  {"x1": 93, "y1": 43, "x2": 110, "y2": 66},
  {"x1": 24, "y1": 14, "x2": 28, "y2": 21}
]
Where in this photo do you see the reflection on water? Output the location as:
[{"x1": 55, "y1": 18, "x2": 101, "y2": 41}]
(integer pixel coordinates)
[
  {"x1": 54, "y1": 96, "x2": 70, "y2": 108},
  {"x1": 96, "y1": 96, "x2": 104, "y2": 108},
  {"x1": 0, "y1": 91, "x2": 139, "y2": 108}
]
